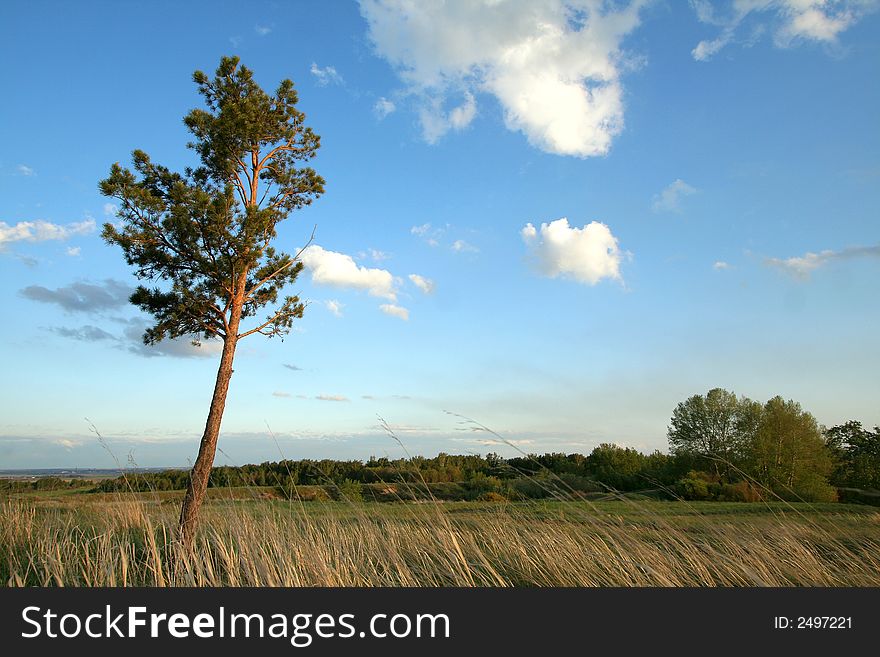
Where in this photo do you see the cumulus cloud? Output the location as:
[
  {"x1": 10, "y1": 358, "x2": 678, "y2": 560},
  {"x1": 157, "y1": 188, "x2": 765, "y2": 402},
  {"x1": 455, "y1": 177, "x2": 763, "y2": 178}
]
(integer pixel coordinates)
[
  {"x1": 0, "y1": 218, "x2": 95, "y2": 249},
  {"x1": 17, "y1": 164, "x2": 35, "y2": 176},
  {"x1": 325, "y1": 299, "x2": 344, "y2": 317},
  {"x1": 20, "y1": 279, "x2": 132, "y2": 313},
  {"x1": 379, "y1": 303, "x2": 409, "y2": 320},
  {"x1": 316, "y1": 394, "x2": 350, "y2": 402},
  {"x1": 300, "y1": 245, "x2": 398, "y2": 300},
  {"x1": 360, "y1": 0, "x2": 648, "y2": 157},
  {"x1": 766, "y1": 244, "x2": 880, "y2": 279},
  {"x1": 374, "y1": 97, "x2": 396, "y2": 119},
  {"x1": 408, "y1": 274, "x2": 435, "y2": 294},
  {"x1": 310, "y1": 62, "x2": 344, "y2": 86},
  {"x1": 521, "y1": 218, "x2": 624, "y2": 285},
  {"x1": 713, "y1": 260, "x2": 730, "y2": 270},
  {"x1": 652, "y1": 179, "x2": 697, "y2": 213},
  {"x1": 690, "y1": 0, "x2": 878, "y2": 61}
]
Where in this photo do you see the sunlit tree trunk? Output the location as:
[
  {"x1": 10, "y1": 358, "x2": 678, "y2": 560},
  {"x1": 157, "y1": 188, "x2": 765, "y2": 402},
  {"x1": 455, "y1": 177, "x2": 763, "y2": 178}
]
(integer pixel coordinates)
[{"x1": 178, "y1": 298, "x2": 243, "y2": 547}]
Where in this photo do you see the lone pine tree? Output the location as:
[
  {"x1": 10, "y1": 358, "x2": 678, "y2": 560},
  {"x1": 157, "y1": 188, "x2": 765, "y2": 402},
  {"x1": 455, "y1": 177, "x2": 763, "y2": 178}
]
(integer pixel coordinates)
[{"x1": 100, "y1": 56, "x2": 324, "y2": 545}]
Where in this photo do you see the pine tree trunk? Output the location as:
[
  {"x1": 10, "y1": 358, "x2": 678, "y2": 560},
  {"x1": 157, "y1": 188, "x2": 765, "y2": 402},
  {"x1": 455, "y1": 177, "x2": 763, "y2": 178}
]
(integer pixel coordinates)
[{"x1": 178, "y1": 321, "x2": 240, "y2": 547}]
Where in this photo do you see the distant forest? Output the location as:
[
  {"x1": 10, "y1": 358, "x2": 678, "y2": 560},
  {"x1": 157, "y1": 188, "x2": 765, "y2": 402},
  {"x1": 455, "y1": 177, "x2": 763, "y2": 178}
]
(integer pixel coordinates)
[{"x1": 5, "y1": 390, "x2": 877, "y2": 505}]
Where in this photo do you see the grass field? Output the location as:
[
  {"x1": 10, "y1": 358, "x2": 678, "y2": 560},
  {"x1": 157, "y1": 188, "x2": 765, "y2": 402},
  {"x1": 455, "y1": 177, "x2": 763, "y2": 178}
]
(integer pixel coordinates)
[{"x1": 3, "y1": 487, "x2": 879, "y2": 587}]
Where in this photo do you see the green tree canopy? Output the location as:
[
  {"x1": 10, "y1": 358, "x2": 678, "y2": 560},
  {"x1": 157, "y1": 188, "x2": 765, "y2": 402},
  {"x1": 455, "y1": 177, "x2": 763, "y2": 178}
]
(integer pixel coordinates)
[
  {"x1": 746, "y1": 396, "x2": 836, "y2": 501},
  {"x1": 667, "y1": 388, "x2": 760, "y2": 480}
]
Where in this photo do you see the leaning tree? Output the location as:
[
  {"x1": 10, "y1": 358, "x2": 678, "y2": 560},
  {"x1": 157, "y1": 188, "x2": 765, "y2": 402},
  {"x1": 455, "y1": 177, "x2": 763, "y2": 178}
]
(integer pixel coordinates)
[{"x1": 100, "y1": 56, "x2": 324, "y2": 545}]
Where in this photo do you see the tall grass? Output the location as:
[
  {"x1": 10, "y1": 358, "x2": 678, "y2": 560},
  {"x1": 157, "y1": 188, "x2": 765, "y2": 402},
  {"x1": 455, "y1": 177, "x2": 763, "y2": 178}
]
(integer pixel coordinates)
[{"x1": 2, "y1": 496, "x2": 879, "y2": 587}]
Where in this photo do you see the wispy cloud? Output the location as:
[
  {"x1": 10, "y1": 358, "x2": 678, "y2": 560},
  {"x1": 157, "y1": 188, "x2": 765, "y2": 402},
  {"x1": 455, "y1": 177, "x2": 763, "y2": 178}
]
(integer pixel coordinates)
[
  {"x1": 66, "y1": 246, "x2": 81, "y2": 257},
  {"x1": 325, "y1": 299, "x2": 344, "y2": 317},
  {"x1": 766, "y1": 244, "x2": 880, "y2": 279},
  {"x1": 713, "y1": 260, "x2": 730, "y2": 270},
  {"x1": 451, "y1": 239, "x2": 478, "y2": 254},
  {"x1": 310, "y1": 62, "x2": 343, "y2": 86},
  {"x1": 272, "y1": 391, "x2": 292, "y2": 398},
  {"x1": 122, "y1": 318, "x2": 223, "y2": 359},
  {"x1": 20, "y1": 279, "x2": 131, "y2": 313},
  {"x1": 16, "y1": 164, "x2": 35, "y2": 176},
  {"x1": 316, "y1": 394, "x2": 350, "y2": 402},
  {"x1": 521, "y1": 218, "x2": 624, "y2": 286},
  {"x1": 282, "y1": 363, "x2": 302, "y2": 371},
  {"x1": 374, "y1": 97, "x2": 396, "y2": 119},
  {"x1": 652, "y1": 179, "x2": 697, "y2": 213},
  {"x1": 46, "y1": 325, "x2": 117, "y2": 342},
  {"x1": 408, "y1": 273, "x2": 435, "y2": 294},
  {"x1": 379, "y1": 303, "x2": 409, "y2": 321},
  {"x1": 690, "y1": 0, "x2": 879, "y2": 61},
  {"x1": 255, "y1": 24, "x2": 272, "y2": 36}
]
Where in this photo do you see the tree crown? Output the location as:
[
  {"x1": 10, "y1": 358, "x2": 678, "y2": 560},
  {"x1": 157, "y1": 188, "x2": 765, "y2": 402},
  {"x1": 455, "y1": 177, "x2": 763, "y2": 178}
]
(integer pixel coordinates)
[{"x1": 100, "y1": 56, "x2": 324, "y2": 345}]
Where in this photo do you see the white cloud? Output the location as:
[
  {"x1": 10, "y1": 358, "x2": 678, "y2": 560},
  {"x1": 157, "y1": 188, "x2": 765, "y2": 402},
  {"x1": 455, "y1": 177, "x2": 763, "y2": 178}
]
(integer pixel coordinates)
[
  {"x1": 229, "y1": 35, "x2": 242, "y2": 48},
  {"x1": 273, "y1": 391, "x2": 292, "y2": 398},
  {"x1": 411, "y1": 223, "x2": 433, "y2": 236},
  {"x1": 652, "y1": 179, "x2": 698, "y2": 213},
  {"x1": 521, "y1": 217, "x2": 624, "y2": 285},
  {"x1": 255, "y1": 25, "x2": 272, "y2": 36},
  {"x1": 0, "y1": 218, "x2": 95, "y2": 249},
  {"x1": 66, "y1": 246, "x2": 81, "y2": 257},
  {"x1": 360, "y1": 0, "x2": 648, "y2": 157},
  {"x1": 300, "y1": 245, "x2": 398, "y2": 300},
  {"x1": 316, "y1": 394, "x2": 350, "y2": 402},
  {"x1": 766, "y1": 244, "x2": 880, "y2": 279},
  {"x1": 374, "y1": 97, "x2": 396, "y2": 119},
  {"x1": 325, "y1": 299, "x2": 344, "y2": 317},
  {"x1": 691, "y1": 0, "x2": 878, "y2": 61},
  {"x1": 451, "y1": 239, "x2": 478, "y2": 253},
  {"x1": 103, "y1": 203, "x2": 118, "y2": 216},
  {"x1": 713, "y1": 260, "x2": 730, "y2": 270},
  {"x1": 379, "y1": 303, "x2": 409, "y2": 320},
  {"x1": 17, "y1": 164, "x2": 35, "y2": 176},
  {"x1": 408, "y1": 274, "x2": 435, "y2": 294},
  {"x1": 310, "y1": 62, "x2": 344, "y2": 86}
]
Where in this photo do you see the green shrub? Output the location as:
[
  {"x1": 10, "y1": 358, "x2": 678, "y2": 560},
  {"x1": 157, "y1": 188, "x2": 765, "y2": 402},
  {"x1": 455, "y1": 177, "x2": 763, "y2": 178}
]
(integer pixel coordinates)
[
  {"x1": 335, "y1": 479, "x2": 363, "y2": 503},
  {"x1": 676, "y1": 476, "x2": 711, "y2": 501},
  {"x1": 719, "y1": 481, "x2": 764, "y2": 502}
]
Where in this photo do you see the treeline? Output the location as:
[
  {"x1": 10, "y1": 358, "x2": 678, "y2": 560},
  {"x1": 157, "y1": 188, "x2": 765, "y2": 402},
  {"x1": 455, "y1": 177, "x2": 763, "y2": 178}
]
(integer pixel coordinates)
[
  {"x1": 93, "y1": 389, "x2": 879, "y2": 504},
  {"x1": 0, "y1": 477, "x2": 84, "y2": 493}
]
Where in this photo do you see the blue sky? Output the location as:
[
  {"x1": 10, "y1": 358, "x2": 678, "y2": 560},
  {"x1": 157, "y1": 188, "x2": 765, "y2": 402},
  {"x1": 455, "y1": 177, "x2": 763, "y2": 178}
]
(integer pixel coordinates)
[{"x1": 1, "y1": 0, "x2": 878, "y2": 468}]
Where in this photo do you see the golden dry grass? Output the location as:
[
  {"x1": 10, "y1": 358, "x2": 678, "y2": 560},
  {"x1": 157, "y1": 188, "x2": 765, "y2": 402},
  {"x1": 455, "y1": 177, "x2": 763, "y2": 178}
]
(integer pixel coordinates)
[{"x1": 2, "y1": 496, "x2": 879, "y2": 587}]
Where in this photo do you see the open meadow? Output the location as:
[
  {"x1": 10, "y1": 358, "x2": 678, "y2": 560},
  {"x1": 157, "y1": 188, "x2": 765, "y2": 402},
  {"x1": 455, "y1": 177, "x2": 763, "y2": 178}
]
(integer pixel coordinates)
[{"x1": 3, "y1": 486, "x2": 879, "y2": 587}]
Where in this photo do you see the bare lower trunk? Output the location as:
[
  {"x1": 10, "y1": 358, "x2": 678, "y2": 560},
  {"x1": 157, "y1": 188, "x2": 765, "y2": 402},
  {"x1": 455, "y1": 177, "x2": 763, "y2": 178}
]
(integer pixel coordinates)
[{"x1": 178, "y1": 331, "x2": 239, "y2": 547}]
